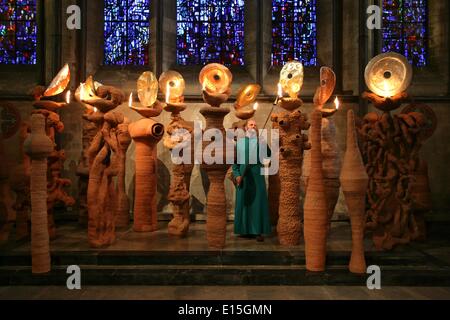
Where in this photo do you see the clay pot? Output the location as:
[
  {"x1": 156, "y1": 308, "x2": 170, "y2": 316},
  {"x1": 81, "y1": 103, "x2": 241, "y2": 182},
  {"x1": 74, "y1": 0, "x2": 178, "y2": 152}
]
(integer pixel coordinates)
[
  {"x1": 303, "y1": 110, "x2": 328, "y2": 272},
  {"x1": 129, "y1": 118, "x2": 165, "y2": 232},
  {"x1": 24, "y1": 114, "x2": 54, "y2": 274},
  {"x1": 340, "y1": 110, "x2": 368, "y2": 274}
]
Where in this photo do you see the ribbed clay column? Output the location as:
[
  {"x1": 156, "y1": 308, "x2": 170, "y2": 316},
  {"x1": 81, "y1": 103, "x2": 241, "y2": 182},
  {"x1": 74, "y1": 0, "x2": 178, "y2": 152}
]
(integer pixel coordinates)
[
  {"x1": 24, "y1": 114, "x2": 54, "y2": 274},
  {"x1": 303, "y1": 110, "x2": 329, "y2": 272},
  {"x1": 200, "y1": 106, "x2": 230, "y2": 249},
  {"x1": 129, "y1": 119, "x2": 164, "y2": 232},
  {"x1": 340, "y1": 110, "x2": 368, "y2": 274}
]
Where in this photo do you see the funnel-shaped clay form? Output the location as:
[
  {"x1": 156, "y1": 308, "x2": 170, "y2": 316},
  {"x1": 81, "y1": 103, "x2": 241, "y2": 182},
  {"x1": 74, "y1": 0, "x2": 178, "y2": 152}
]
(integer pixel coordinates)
[
  {"x1": 340, "y1": 110, "x2": 368, "y2": 274},
  {"x1": 304, "y1": 110, "x2": 328, "y2": 272}
]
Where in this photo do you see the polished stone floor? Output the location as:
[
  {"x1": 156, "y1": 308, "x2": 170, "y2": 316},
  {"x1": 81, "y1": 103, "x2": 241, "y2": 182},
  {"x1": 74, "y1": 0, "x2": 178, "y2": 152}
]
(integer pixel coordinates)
[
  {"x1": 1, "y1": 285, "x2": 450, "y2": 300},
  {"x1": 1, "y1": 221, "x2": 450, "y2": 299},
  {"x1": 0, "y1": 221, "x2": 427, "y2": 252}
]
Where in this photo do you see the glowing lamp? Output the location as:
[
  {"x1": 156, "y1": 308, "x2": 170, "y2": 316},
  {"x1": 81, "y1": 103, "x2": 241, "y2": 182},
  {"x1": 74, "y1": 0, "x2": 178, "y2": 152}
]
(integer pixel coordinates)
[{"x1": 365, "y1": 52, "x2": 412, "y2": 98}]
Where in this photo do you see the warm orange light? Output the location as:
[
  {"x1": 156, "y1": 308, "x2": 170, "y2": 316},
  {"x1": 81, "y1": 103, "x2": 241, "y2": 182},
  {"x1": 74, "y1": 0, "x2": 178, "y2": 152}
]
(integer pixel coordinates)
[
  {"x1": 129, "y1": 93, "x2": 133, "y2": 108},
  {"x1": 334, "y1": 97, "x2": 340, "y2": 110},
  {"x1": 80, "y1": 83, "x2": 86, "y2": 101},
  {"x1": 166, "y1": 82, "x2": 171, "y2": 104},
  {"x1": 277, "y1": 83, "x2": 283, "y2": 98},
  {"x1": 65, "y1": 91, "x2": 71, "y2": 104}
]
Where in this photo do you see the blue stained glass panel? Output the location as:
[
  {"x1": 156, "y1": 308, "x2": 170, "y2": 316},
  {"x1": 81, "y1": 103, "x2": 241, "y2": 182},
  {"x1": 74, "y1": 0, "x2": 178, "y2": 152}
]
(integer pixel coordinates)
[
  {"x1": 177, "y1": 0, "x2": 245, "y2": 66},
  {"x1": 271, "y1": 0, "x2": 317, "y2": 67},
  {"x1": 0, "y1": 0, "x2": 37, "y2": 65},
  {"x1": 382, "y1": 0, "x2": 428, "y2": 67},
  {"x1": 104, "y1": 0, "x2": 150, "y2": 66}
]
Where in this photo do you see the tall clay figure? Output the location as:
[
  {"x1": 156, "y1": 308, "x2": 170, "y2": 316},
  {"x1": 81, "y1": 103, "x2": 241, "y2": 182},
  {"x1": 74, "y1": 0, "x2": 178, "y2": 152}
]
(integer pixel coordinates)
[
  {"x1": 273, "y1": 61, "x2": 311, "y2": 246},
  {"x1": 303, "y1": 67, "x2": 340, "y2": 228},
  {"x1": 24, "y1": 114, "x2": 54, "y2": 274},
  {"x1": 129, "y1": 72, "x2": 165, "y2": 233},
  {"x1": 341, "y1": 110, "x2": 368, "y2": 274},
  {"x1": 160, "y1": 71, "x2": 194, "y2": 237},
  {"x1": 199, "y1": 63, "x2": 232, "y2": 249},
  {"x1": 114, "y1": 122, "x2": 132, "y2": 228},
  {"x1": 303, "y1": 110, "x2": 329, "y2": 272}
]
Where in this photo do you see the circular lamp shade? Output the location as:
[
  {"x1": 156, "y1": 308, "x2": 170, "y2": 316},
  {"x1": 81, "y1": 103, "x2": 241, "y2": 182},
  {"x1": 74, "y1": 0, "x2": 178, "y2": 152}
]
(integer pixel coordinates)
[
  {"x1": 235, "y1": 84, "x2": 261, "y2": 109},
  {"x1": 159, "y1": 71, "x2": 185, "y2": 103},
  {"x1": 365, "y1": 52, "x2": 412, "y2": 98},
  {"x1": 199, "y1": 63, "x2": 232, "y2": 94},
  {"x1": 137, "y1": 71, "x2": 159, "y2": 107},
  {"x1": 280, "y1": 60, "x2": 304, "y2": 98}
]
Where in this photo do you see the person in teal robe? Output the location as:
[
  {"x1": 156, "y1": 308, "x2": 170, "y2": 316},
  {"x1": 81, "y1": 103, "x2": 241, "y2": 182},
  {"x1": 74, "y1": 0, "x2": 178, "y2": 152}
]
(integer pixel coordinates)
[{"x1": 232, "y1": 119, "x2": 272, "y2": 241}]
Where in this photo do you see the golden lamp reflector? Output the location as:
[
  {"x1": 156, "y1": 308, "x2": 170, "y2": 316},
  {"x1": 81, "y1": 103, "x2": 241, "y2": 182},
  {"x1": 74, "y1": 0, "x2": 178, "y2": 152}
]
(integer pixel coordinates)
[
  {"x1": 44, "y1": 63, "x2": 71, "y2": 97},
  {"x1": 137, "y1": 71, "x2": 159, "y2": 107},
  {"x1": 235, "y1": 84, "x2": 261, "y2": 109},
  {"x1": 365, "y1": 52, "x2": 412, "y2": 98},
  {"x1": 159, "y1": 71, "x2": 185, "y2": 102},
  {"x1": 280, "y1": 60, "x2": 304, "y2": 98},
  {"x1": 199, "y1": 63, "x2": 233, "y2": 94}
]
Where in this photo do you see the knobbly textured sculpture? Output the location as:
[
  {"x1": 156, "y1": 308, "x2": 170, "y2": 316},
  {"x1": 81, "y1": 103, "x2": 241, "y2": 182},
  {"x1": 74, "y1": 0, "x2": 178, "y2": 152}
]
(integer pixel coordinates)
[
  {"x1": 129, "y1": 72, "x2": 165, "y2": 233},
  {"x1": 272, "y1": 61, "x2": 311, "y2": 246},
  {"x1": 24, "y1": 114, "x2": 54, "y2": 274},
  {"x1": 79, "y1": 82, "x2": 127, "y2": 247},
  {"x1": 32, "y1": 64, "x2": 75, "y2": 240},
  {"x1": 303, "y1": 67, "x2": 340, "y2": 229},
  {"x1": 341, "y1": 110, "x2": 368, "y2": 274},
  {"x1": 75, "y1": 76, "x2": 102, "y2": 226},
  {"x1": 303, "y1": 110, "x2": 328, "y2": 271},
  {"x1": 199, "y1": 63, "x2": 232, "y2": 249},
  {"x1": 160, "y1": 71, "x2": 194, "y2": 237},
  {"x1": 360, "y1": 53, "x2": 436, "y2": 250}
]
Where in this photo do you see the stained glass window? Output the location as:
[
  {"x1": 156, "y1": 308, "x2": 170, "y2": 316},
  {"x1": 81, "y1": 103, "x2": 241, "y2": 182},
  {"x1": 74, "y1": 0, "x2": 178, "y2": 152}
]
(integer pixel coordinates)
[
  {"x1": 382, "y1": 0, "x2": 428, "y2": 67},
  {"x1": 177, "y1": 0, "x2": 245, "y2": 66},
  {"x1": 104, "y1": 0, "x2": 150, "y2": 66},
  {"x1": 271, "y1": 0, "x2": 317, "y2": 67},
  {"x1": 0, "y1": 0, "x2": 37, "y2": 65}
]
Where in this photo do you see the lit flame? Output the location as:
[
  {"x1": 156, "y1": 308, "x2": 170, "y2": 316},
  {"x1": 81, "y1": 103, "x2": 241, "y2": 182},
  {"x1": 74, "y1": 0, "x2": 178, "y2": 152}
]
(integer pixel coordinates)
[
  {"x1": 253, "y1": 102, "x2": 259, "y2": 111},
  {"x1": 65, "y1": 91, "x2": 71, "y2": 104},
  {"x1": 80, "y1": 83, "x2": 85, "y2": 101},
  {"x1": 93, "y1": 107, "x2": 98, "y2": 113},
  {"x1": 129, "y1": 93, "x2": 133, "y2": 108},
  {"x1": 166, "y1": 82, "x2": 171, "y2": 104},
  {"x1": 334, "y1": 97, "x2": 340, "y2": 110},
  {"x1": 277, "y1": 83, "x2": 283, "y2": 98}
]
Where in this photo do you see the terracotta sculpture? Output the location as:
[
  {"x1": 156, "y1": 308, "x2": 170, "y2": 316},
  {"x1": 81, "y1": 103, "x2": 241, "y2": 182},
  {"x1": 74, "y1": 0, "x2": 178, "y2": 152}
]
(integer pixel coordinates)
[
  {"x1": 114, "y1": 122, "x2": 132, "y2": 228},
  {"x1": 401, "y1": 103, "x2": 437, "y2": 241},
  {"x1": 160, "y1": 71, "x2": 194, "y2": 237},
  {"x1": 24, "y1": 114, "x2": 54, "y2": 274},
  {"x1": 11, "y1": 123, "x2": 31, "y2": 241},
  {"x1": 303, "y1": 110, "x2": 328, "y2": 272},
  {"x1": 341, "y1": 110, "x2": 368, "y2": 274},
  {"x1": 303, "y1": 67, "x2": 340, "y2": 229},
  {"x1": 32, "y1": 64, "x2": 75, "y2": 240},
  {"x1": 272, "y1": 61, "x2": 311, "y2": 246},
  {"x1": 199, "y1": 63, "x2": 232, "y2": 249},
  {"x1": 129, "y1": 72, "x2": 165, "y2": 233},
  {"x1": 360, "y1": 53, "x2": 436, "y2": 250},
  {"x1": 75, "y1": 77, "x2": 102, "y2": 226},
  {"x1": 0, "y1": 132, "x2": 14, "y2": 242},
  {"x1": 78, "y1": 82, "x2": 127, "y2": 247}
]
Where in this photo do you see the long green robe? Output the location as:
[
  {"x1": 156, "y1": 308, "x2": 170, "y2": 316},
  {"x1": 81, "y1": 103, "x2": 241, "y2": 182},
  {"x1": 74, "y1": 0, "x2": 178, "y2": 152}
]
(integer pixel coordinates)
[{"x1": 232, "y1": 137, "x2": 272, "y2": 236}]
